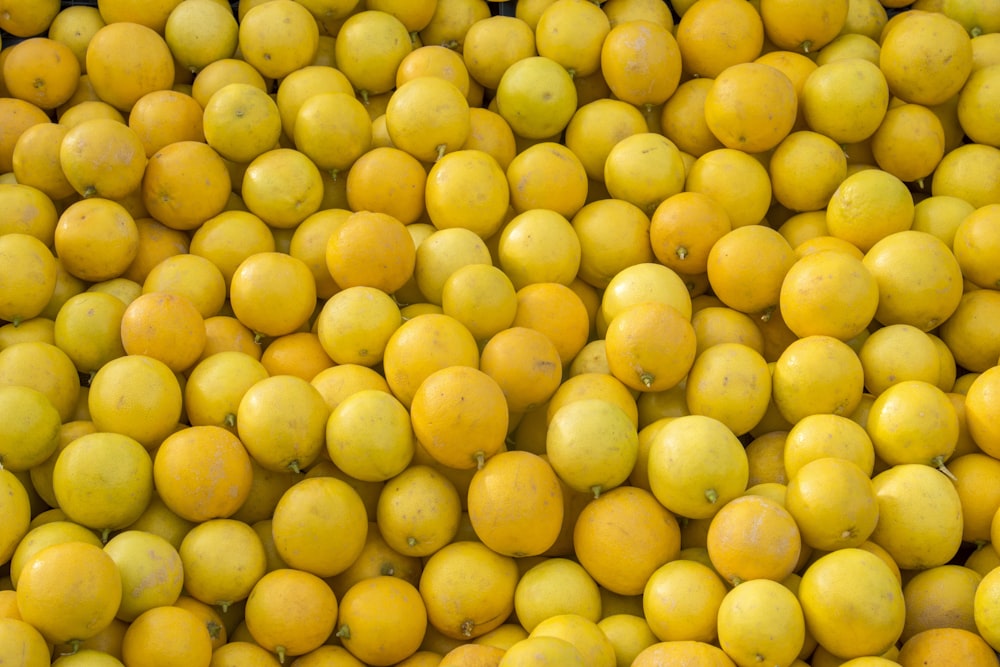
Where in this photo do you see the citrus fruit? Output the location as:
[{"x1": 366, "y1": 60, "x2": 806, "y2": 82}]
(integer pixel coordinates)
[
  {"x1": 546, "y1": 398, "x2": 639, "y2": 498},
  {"x1": 237, "y1": 374, "x2": 329, "y2": 474},
  {"x1": 103, "y1": 530, "x2": 184, "y2": 623},
  {"x1": 335, "y1": 576, "x2": 428, "y2": 666},
  {"x1": 704, "y1": 61, "x2": 798, "y2": 154},
  {"x1": 244, "y1": 568, "x2": 338, "y2": 664},
  {"x1": 514, "y1": 558, "x2": 601, "y2": 633},
  {"x1": 643, "y1": 559, "x2": 727, "y2": 643},
  {"x1": 238, "y1": 0, "x2": 319, "y2": 80},
  {"x1": 15, "y1": 541, "x2": 123, "y2": 645},
  {"x1": 785, "y1": 456, "x2": 879, "y2": 551},
  {"x1": 647, "y1": 414, "x2": 750, "y2": 520},
  {"x1": 419, "y1": 540, "x2": 519, "y2": 640},
  {"x1": 179, "y1": 518, "x2": 267, "y2": 612},
  {"x1": 706, "y1": 494, "x2": 802, "y2": 585},
  {"x1": 600, "y1": 19, "x2": 682, "y2": 108},
  {"x1": 717, "y1": 578, "x2": 806, "y2": 667},
  {"x1": 153, "y1": 425, "x2": 253, "y2": 523},
  {"x1": 573, "y1": 486, "x2": 681, "y2": 596},
  {"x1": 798, "y1": 547, "x2": 905, "y2": 659},
  {"x1": 494, "y1": 56, "x2": 577, "y2": 140},
  {"x1": 870, "y1": 463, "x2": 964, "y2": 570},
  {"x1": 376, "y1": 464, "x2": 462, "y2": 558}
]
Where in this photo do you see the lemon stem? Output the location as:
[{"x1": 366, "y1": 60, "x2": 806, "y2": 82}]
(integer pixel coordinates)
[
  {"x1": 336, "y1": 625, "x2": 351, "y2": 639},
  {"x1": 276, "y1": 646, "x2": 287, "y2": 664},
  {"x1": 639, "y1": 372, "x2": 655, "y2": 388},
  {"x1": 435, "y1": 144, "x2": 447, "y2": 161},
  {"x1": 705, "y1": 488, "x2": 719, "y2": 504},
  {"x1": 933, "y1": 456, "x2": 957, "y2": 481},
  {"x1": 287, "y1": 460, "x2": 301, "y2": 474},
  {"x1": 474, "y1": 451, "x2": 486, "y2": 470},
  {"x1": 591, "y1": 485, "x2": 602, "y2": 499}
]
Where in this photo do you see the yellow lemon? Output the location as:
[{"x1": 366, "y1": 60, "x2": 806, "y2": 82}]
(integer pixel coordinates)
[
  {"x1": 546, "y1": 398, "x2": 638, "y2": 498},
  {"x1": 647, "y1": 414, "x2": 749, "y2": 519},
  {"x1": 798, "y1": 548, "x2": 904, "y2": 659}
]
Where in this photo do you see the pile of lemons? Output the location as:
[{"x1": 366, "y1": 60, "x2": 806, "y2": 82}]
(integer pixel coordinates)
[{"x1": 2, "y1": 0, "x2": 1000, "y2": 665}]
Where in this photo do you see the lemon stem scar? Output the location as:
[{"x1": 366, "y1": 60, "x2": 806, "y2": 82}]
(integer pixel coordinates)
[
  {"x1": 407, "y1": 536, "x2": 418, "y2": 547},
  {"x1": 381, "y1": 563, "x2": 395, "y2": 576},
  {"x1": 705, "y1": 488, "x2": 719, "y2": 504},
  {"x1": 83, "y1": 185, "x2": 98, "y2": 198},
  {"x1": 207, "y1": 620, "x2": 222, "y2": 639},
  {"x1": 461, "y1": 619, "x2": 475, "y2": 637},
  {"x1": 932, "y1": 456, "x2": 957, "y2": 482},
  {"x1": 591, "y1": 485, "x2": 603, "y2": 499},
  {"x1": 336, "y1": 625, "x2": 351, "y2": 639},
  {"x1": 801, "y1": 40, "x2": 813, "y2": 54}
]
